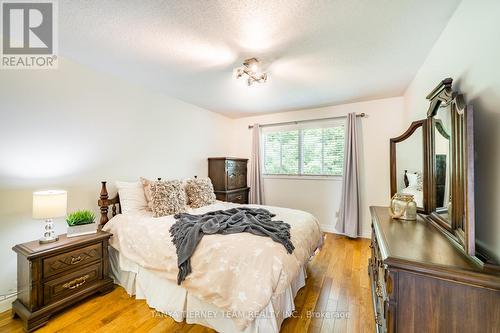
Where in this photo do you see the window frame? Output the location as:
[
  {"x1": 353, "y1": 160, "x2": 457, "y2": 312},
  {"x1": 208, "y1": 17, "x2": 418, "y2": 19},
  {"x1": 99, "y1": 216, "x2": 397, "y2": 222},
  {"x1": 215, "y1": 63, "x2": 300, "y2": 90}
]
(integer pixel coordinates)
[{"x1": 261, "y1": 119, "x2": 346, "y2": 179}]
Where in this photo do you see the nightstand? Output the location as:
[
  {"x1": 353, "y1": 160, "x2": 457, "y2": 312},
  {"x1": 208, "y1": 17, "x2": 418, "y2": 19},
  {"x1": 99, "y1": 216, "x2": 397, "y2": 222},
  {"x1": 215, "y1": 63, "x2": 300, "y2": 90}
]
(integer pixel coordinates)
[{"x1": 12, "y1": 231, "x2": 114, "y2": 332}]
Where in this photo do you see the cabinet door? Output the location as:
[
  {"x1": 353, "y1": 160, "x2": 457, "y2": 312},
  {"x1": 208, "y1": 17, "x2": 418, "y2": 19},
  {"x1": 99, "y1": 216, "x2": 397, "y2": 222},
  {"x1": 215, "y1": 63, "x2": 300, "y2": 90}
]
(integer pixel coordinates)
[{"x1": 226, "y1": 160, "x2": 247, "y2": 190}]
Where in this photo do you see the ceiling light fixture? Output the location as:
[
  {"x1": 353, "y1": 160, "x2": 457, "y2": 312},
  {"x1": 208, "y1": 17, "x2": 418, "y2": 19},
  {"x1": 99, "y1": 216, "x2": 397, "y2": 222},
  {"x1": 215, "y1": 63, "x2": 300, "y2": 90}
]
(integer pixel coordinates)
[{"x1": 234, "y1": 58, "x2": 268, "y2": 86}]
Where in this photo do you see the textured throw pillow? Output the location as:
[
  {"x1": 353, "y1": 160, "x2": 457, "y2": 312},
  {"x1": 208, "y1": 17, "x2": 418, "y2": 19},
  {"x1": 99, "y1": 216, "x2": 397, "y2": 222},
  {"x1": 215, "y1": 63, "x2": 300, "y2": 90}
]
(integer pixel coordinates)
[
  {"x1": 150, "y1": 180, "x2": 187, "y2": 217},
  {"x1": 185, "y1": 177, "x2": 216, "y2": 208},
  {"x1": 140, "y1": 177, "x2": 154, "y2": 211},
  {"x1": 115, "y1": 181, "x2": 149, "y2": 214}
]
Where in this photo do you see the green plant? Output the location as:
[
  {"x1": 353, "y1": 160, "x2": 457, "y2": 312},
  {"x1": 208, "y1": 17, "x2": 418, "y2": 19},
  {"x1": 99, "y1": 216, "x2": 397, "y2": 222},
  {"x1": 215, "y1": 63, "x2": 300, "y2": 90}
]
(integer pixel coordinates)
[{"x1": 66, "y1": 210, "x2": 95, "y2": 226}]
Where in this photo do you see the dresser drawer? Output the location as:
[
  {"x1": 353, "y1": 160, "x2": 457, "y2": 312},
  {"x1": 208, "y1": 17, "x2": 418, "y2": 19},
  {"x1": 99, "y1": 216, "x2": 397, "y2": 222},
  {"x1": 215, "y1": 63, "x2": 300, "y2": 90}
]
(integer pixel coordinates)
[
  {"x1": 43, "y1": 242, "x2": 102, "y2": 278},
  {"x1": 226, "y1": 160, "x2": 247, "y2": 190},
  {"x1": 370, "y1": 227, "x2": 388, "y2": 332},
  {"x1": 43, "y1": 262, "x2": 102, "y2": 305},
  {"x1": 226, "y1": 189, "x2": 249, "y2": 204}
]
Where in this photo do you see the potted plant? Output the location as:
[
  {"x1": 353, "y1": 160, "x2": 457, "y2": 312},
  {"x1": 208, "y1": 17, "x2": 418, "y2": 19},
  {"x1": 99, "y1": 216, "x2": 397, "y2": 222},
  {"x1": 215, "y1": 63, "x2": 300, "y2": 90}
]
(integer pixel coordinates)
[{"x1": 66, "y1": 210, "x2": 97, "y2": 237}]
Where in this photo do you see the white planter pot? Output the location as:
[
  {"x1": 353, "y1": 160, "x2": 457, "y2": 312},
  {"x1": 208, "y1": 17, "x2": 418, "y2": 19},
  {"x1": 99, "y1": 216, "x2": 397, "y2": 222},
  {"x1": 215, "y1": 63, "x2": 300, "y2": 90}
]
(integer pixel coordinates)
[{"x1": 67, "y1": 222, "x2": 97, "y2": 238}]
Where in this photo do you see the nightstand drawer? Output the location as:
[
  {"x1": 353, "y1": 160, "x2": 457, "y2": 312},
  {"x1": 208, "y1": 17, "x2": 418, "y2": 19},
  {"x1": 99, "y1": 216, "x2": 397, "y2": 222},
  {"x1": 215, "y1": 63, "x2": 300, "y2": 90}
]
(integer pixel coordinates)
[
  {"x1": 43, "y1": 262, "x2": 102, "y2": 305},
  {"x1": 43, "y1": 242, "x2": 102, "y2": 278}
]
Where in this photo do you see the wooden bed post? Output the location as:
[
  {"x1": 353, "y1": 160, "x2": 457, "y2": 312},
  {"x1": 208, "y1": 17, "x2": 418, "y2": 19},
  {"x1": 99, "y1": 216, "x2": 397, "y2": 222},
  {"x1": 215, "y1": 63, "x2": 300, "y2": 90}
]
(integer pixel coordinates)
[
  {"x1": 98, "y1": 181, "x2": 121, "y2": 227},
  {"x1": 99, "y1": 181, "x2": 109, "y2": 226}
]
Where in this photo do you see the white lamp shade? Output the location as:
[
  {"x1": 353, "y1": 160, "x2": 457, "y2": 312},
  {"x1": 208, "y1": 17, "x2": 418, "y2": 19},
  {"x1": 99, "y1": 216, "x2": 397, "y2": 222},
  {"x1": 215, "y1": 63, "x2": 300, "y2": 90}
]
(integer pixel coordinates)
[{"x1": 32, "y1": 190, "x2": 67, "y2": 219}]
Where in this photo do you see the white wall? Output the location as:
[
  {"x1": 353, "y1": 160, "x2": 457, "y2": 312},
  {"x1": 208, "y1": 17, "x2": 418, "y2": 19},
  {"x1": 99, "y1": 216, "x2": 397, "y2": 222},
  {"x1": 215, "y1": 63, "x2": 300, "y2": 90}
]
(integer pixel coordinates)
[
  {"x1": 403, "y1": 0, "x2": 500, "y2": 262},
  {"x1": 230, "y1": 97, "x2": 406, "y2": 237},
  {"x1": 0, "y1": 58, "x2": 233, "y2": 310}
]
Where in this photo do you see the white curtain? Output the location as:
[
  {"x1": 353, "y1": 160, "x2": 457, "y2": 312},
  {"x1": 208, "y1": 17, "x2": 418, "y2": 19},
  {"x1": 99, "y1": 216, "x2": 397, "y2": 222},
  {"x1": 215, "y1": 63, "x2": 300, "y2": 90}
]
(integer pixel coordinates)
[
  {"x1": 249, "y1": 124, "x2": 265, "y2": 204},
  {"x1": 336, "y1": 113, "x2": 361, "y2": 238}
]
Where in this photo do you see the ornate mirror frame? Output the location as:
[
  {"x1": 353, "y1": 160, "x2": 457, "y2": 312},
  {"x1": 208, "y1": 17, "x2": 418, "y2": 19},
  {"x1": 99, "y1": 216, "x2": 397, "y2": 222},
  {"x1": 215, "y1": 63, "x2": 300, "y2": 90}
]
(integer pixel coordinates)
[
  {"x1": 389, "y1": 120, "x2": 429, "y2": 212},
  {"x1": 425, "y1": 78, "x2": 476, "y2": 256}
]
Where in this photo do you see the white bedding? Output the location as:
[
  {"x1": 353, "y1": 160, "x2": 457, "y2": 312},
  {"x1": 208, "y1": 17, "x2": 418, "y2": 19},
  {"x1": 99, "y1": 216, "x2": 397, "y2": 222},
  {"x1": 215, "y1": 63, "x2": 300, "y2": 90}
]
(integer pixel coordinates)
[
  {"x1": 103, "y1": 201, "x2": 323, "y2": 331},
  {"x1": 109, "y1": 246, "x2": 308, "y2": 333}
]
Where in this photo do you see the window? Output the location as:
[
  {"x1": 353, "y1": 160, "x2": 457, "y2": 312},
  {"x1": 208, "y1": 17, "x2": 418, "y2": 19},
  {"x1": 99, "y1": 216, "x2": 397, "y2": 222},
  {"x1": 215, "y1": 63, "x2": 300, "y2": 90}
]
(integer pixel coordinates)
[{"x1": 262, "y1": 121, "x2": 345, "y2": 176}]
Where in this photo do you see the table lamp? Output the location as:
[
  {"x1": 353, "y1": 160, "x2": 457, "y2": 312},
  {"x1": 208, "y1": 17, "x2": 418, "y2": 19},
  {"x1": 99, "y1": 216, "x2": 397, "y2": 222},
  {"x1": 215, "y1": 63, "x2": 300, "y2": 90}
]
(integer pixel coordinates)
[{"x1": 33, "y1": 190, "x2": 67, "y2": 244}]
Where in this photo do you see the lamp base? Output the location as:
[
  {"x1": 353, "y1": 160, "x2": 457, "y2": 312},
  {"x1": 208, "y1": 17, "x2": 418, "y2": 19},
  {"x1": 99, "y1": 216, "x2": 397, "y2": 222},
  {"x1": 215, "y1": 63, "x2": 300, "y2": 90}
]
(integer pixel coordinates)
[
  {"x1": 39, "y1": 218, "x2": 59, "y2": 244},
  {"x1": 39, "y1": 236, "x2": 59, "y2": 244}
]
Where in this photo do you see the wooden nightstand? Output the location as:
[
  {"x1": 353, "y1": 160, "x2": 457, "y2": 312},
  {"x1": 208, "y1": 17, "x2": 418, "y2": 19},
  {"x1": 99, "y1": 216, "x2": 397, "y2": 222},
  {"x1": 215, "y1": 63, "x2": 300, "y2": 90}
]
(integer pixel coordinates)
[{"x1": 12, "y1": 231, "x2": 114, "y2": 332}]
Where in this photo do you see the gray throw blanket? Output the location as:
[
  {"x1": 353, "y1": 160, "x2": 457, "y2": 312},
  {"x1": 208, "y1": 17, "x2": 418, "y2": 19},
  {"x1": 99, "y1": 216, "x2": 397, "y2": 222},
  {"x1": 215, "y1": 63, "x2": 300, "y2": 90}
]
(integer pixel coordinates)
[{"x1": 170, "y1": 207, "x2": 295, "y2": 285}]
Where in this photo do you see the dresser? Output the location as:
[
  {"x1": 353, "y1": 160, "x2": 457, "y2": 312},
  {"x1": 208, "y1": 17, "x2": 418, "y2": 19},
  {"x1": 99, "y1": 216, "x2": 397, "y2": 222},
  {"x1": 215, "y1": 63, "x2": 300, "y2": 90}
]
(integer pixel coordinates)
[
  {"x1": 208, "y1": 157, "x2": 250, "y2": 204},
  {"x1": 12, "y1": 231, "x2": 114, "y2": 332},
  {"x1": 369, "y1": 207, "x2": 500, "y2": 333}
]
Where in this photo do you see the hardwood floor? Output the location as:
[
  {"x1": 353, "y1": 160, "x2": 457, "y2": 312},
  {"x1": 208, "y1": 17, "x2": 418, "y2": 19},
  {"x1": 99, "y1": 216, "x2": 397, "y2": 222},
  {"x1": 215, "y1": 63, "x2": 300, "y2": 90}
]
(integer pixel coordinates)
[{"x1": 1, "y1": 234, "x2": 374, "y2": 333}]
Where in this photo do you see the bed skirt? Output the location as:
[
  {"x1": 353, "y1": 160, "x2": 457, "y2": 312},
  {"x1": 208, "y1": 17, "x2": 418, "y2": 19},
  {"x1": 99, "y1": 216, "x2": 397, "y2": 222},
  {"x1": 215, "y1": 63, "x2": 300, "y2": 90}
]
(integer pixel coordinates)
[{"x1": 109, "y1": 246, "x2": 307, "y2": 333}]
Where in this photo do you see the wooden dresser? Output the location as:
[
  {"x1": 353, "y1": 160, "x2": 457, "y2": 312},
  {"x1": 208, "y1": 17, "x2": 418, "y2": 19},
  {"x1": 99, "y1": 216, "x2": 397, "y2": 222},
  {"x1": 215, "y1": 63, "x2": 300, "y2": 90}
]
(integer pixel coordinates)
[
  {"x1": 12, "y1": 231, "x2": 114, "y2": 332},
  {"x1": 208, "y1": 157, "x2": 250, "y2": 204},
  {"x1": 369, "y1": 206, "x2": 500, "y2": 333}
]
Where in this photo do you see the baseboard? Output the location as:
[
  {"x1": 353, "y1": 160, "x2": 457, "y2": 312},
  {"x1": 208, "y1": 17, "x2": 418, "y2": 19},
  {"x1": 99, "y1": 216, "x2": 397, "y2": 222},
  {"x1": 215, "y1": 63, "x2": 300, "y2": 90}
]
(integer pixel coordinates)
[
  {"x1": 319, "y1": 224, "x2": 337, "y2": 233},
  {"x1": 319, "y1": 224, "x2": 371, "y2": 239},
  {"x1": 0, "y1": 297, "x2": 14, "y2": 313}
]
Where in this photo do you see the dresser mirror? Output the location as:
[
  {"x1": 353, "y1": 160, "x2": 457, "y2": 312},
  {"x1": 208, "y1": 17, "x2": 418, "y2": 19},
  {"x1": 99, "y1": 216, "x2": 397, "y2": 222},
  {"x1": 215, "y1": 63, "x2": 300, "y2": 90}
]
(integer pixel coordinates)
[
  {"x1": 425, "y1": 78, "x2": 475, "y2": 256},
  {"x1": 390, "y1": 120, "x2": 427, "y2": 211},
  {"x1": 390, "y1": 78, "x2": 477, "y2": 257},
  {"x1": 433, "y1": 108, "x2": 452, "y2": 225}
]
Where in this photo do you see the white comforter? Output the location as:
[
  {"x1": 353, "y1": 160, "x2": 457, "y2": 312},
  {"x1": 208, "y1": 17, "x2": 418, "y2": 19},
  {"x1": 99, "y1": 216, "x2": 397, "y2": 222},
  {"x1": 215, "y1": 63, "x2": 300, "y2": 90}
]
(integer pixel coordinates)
[{"x1": 102, "y1": 201, "x2": 322, "y2": 330}]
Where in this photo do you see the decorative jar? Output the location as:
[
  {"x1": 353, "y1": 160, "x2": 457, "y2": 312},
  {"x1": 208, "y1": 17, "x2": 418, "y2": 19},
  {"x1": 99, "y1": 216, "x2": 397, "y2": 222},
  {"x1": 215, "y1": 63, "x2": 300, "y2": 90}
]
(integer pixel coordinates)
[{"x1": 389, "y1": 193, "x2": 417, "y2": 221}]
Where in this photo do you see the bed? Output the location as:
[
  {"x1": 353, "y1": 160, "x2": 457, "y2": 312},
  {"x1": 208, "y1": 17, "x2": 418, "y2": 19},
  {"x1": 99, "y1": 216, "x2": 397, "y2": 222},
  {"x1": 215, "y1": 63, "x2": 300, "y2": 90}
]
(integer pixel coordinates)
[{"x1": 97, "y1": 181, "x2": 323, "y2": 333}]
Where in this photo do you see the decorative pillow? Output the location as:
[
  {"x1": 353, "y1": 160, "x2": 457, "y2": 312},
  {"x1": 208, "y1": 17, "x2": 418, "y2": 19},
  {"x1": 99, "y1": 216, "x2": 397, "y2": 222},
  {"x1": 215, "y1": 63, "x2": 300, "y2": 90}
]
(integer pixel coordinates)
[
  {"x1": 406, "y1": 172, "x2": 418, "y2": 187},
  {"x1": 150, "y1": 180, "x2": 187, "y2": 217},
  {"x1": 115, "y1": 181, "x2": 149, "y2": 214},
  {"x1": 140, "y1": 177, "x2": 154, "y2": 211},
  {"x1": 185, "y1": 177, "x2": 216, "y2": 208}
]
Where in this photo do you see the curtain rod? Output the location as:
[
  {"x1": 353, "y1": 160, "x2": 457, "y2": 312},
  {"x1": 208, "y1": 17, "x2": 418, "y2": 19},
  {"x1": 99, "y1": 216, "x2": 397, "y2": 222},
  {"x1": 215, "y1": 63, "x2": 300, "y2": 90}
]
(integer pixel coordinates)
[{"x1": 247, "y1": 113, "x2": 366, "y2": 129}]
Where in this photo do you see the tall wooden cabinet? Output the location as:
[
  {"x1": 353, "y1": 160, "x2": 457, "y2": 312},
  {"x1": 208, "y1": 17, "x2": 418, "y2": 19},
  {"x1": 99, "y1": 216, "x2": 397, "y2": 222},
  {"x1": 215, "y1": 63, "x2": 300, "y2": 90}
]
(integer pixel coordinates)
[{"x1": 208, "y1": 157, "x2": 250, "y2": 204}]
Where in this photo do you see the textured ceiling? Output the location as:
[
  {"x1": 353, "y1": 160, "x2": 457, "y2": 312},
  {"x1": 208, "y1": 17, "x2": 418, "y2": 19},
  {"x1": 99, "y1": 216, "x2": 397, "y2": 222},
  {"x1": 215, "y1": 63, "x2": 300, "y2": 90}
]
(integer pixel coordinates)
[{"x1": 59, "y1": 0, "x2": 461, "y2": 117}]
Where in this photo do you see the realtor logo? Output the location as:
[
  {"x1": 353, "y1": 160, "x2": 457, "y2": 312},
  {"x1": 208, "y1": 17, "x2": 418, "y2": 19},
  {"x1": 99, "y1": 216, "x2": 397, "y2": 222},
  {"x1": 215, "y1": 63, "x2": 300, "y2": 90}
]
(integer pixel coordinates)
[{"x1": 1, "y1": 0, "x2": 58, "y2": 69}]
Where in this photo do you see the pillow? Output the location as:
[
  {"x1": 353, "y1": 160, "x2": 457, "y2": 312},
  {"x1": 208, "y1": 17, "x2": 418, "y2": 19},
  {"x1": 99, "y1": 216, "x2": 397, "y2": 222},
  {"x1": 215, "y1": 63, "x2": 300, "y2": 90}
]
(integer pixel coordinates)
[
  {"x1": 115, "y1": 181, "x2": 149, "y2": 214},
  {"x1": 140, "y1": 177, "x2": 154, "y2": 211},
  {"x1": 184, "y1": 177, "x2": 216, "y2": 208},
  {"x1": 150, "y1": 180, "x2": 187, "y2": 217},
  {"x1": 406, "y1": 172, "x2": 417, "y2": 187}
]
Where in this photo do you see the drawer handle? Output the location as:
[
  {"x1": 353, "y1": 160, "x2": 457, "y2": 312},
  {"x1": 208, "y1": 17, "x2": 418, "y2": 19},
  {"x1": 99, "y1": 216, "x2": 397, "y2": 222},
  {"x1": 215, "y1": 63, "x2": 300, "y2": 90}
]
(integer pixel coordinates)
[
  {"x1": 71, "y1": 256, "x2": 83, "y2": 265},
  {"x1": 63, "y1": 274, "x2": 89, "y2": 290},
  {"x1": 375, "y1": 313, "x2": 382, "y2": 326},
  {"x1": 376, "y1": 281, "x2": 384, "y2": 298},
  {"x1": 235, "y1": 195, "x2": 242, "y2": 200}
]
